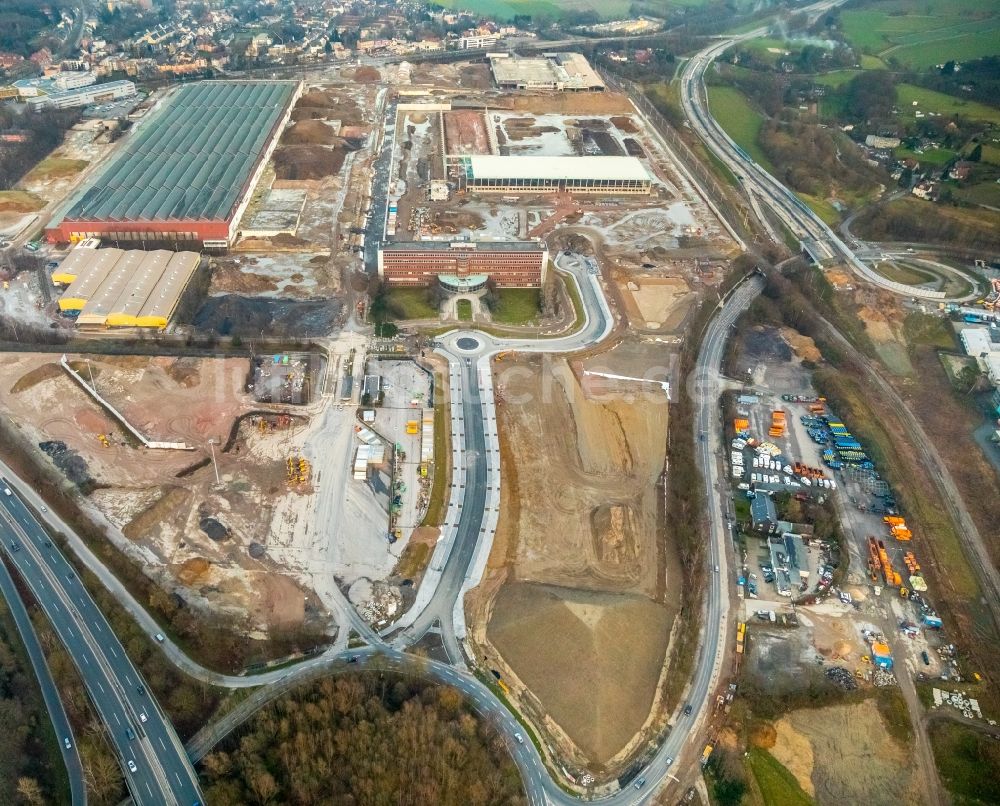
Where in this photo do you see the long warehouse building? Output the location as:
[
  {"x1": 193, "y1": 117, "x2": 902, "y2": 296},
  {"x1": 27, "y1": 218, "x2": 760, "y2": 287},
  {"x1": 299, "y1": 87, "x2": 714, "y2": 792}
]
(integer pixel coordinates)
[
  {"x1": 46, "y1": 80, "x2": 300, "y2": 248},
  {"x1": 54, "y1": 247, "x2": 201, "y2": 329},
  {"x1": 378, "y1": 240, "x2": 548, "y2": 288},
  {"x1": 459, "y1": 155, "x2": 651, "y2": 195}
]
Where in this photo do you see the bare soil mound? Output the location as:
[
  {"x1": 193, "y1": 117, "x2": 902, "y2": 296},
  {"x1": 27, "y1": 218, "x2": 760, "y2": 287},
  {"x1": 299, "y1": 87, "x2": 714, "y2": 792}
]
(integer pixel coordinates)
[
  {"x1": 488, "y1": 581, "x2": 672, "y2": 763},
  {"x1": 273, "y1": 146, "x2": 346, "y2": 180},
  {"x1": 282, "y1": 119, "x2": 337, "y2": 146}
]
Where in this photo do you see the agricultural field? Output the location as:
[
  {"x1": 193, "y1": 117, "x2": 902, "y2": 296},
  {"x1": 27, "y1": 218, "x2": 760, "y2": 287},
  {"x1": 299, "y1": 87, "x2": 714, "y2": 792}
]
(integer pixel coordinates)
[
  {"x1": 840, "y1": 0, "x2": 1000, "y2": 68},
  {"x1": 895, "y1": 84, "x2": 1000, "y2": 126}
]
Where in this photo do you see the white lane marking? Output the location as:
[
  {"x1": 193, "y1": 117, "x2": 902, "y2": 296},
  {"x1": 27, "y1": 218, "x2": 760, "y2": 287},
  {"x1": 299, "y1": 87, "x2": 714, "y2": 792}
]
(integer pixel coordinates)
[
  {"x1": 96, "y1": 680, "x2": 105, "y2": 694},
  {"x1": 158, "y1": 737, "x2": 166, "y2": 751},
  {"x1": 82, "y1": 654, "x2": 89, "y2": 665},
  {"x1": 114, "y1": 712, "x2": 120, "y2": 725},
  {"x1": 93, "y1": 620, "x2": 102, "y2": 633}
]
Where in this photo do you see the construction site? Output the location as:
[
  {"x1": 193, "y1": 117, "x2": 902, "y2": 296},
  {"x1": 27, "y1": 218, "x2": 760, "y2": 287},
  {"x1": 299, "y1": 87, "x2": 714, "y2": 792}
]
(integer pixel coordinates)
[
  {"x1": 467, "y1": 337, "x2": 681, "y2": 775},
  {"x1": 383, "y1": 89, "x2": 733, "y2": 261}
]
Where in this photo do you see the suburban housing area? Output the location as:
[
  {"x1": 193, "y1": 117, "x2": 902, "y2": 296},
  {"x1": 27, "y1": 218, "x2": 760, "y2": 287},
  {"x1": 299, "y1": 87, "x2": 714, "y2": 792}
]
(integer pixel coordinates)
[{"x1": 0, "y1": 0, "x2": 998, "y2": 804}]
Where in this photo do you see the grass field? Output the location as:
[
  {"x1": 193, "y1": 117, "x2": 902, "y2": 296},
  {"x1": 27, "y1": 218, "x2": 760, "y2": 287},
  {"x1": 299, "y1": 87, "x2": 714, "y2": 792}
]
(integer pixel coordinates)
[
  {"x1": 456, "y1": 298, "x2": 472, "y2": 321},
  {"x1": 929, "y1": 721, "x2": 1000, "y2": 804},
  {"x1": 491, "y1": 288, "x2": 540, "y2": 325},
  {"x1": 956, "y1": 181, "x2": 1000, "y2": 209},
  {"x1": 896, "y1": 84, "x2": 1000, "y2": 126},
  {"x1": 840, "y1": 0, "x2": 1000, "y2": 68},
  {"x1": 873, "y1": 261, "x2": 938, "y2": 287},
  {"x1": 706, "y1": 86, "x2": 773, "y2": 172},
  {"x1": 24, "y1": 157, "x2": 88, "y2": 181},
  {"x1": 0, "y1": 190, "x2": 45, "y2": 213},
  {"x1": 384, "y1": 287, "x2": 438, "y2": 320},
  {"x1": 895, "y1": 146, "x2": 958, "y2": 166},
  {"x1": 747, "y1": 748, "x2": 813, "y2": 806},
  {"x1": 812, "y1": 69, "x2": 862, "y2": 89}
]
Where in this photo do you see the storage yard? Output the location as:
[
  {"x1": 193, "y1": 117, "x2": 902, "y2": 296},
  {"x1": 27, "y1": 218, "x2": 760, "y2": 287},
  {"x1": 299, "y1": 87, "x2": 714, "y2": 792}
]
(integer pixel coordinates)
[
  {"x1": 722, "y1": 323, "x2": 992, "y2": 803},
  {"x1": 469, "y1": 343, "x2": 680, "y2": 770}
]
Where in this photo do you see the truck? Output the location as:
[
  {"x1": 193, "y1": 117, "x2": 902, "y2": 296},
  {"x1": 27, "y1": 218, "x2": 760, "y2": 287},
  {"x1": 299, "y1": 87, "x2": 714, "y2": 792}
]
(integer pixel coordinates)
[{"x1": 701, "y1": 743, "x2": 713, "y2": 766}]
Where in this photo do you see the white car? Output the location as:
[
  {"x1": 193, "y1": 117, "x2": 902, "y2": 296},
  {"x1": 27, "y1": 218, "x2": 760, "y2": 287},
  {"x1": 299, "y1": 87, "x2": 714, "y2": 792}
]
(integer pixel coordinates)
[
  {"x1": 139, "y1": 712, "x2": 147, "y2": 723},
  {"x1": 63, "y1": 737, "x2": 72, "y2": 750},
  {"x1": 127, "y1": 760, "x2": 137, "y2": 773}
]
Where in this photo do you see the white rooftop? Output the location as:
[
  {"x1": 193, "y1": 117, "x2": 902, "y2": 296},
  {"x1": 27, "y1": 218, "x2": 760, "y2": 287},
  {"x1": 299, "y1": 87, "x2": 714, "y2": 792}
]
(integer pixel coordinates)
[{"x1": 467, "y1": 155, "x2": 650, "y2": 182}]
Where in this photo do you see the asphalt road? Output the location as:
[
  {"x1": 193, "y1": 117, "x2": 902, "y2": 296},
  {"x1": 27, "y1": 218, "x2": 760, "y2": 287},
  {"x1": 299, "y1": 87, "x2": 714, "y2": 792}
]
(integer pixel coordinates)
[
  {"x1": 677, "y1": 3, "x2": 966, "y2": 303},
  {"x1": 0, "y1": 544, "x2": 86, "y2": 805},
  {"x1": 0, "y1": 482, "x2": 203, "y2": 806}
]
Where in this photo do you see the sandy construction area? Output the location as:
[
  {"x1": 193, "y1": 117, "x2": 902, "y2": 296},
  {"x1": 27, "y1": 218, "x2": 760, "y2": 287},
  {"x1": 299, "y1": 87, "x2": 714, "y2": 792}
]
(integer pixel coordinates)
[
  {"x1": 619, "y1": 276, "x2": 694, "y2": 331},
  {"x1": 0, "y1": 353, "x2": 328, "y2": 631},
  {"x1": 471, "y1": 347, "x2": 680, "y2": 768},
  {"x1": 768, "y1": 700, "x2": 922, "y2": 805}
]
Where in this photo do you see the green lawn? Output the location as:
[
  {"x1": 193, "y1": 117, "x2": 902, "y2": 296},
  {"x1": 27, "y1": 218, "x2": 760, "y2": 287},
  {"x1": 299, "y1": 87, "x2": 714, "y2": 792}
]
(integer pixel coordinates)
[
  {"x1": 491, "y1": 288, "x2": 540, "y2": 325},
  {"x1": 872, "y1": 261, "x2": 938, "y2": 286},
  {"x1": 929, "y1": 721, "x2": 1000, "y2": 805},
  {"x1": 706, "y1": 85, "x2": 773, "y2": 172},
  {"x1": 956, "y1": 181, "x2": 1000, "y2": 209},
  {"x1": 797, "y1": 191, "x2": 841, "y2": 226},
  {"x1": 812, "y1": 70, "x2": 862, "y2": 89},
  {"x1": 860, "y1": 54, "x2": 888, "y2": 69},
  {"x1": 456, "y1": 298, "x2": 472, "y2": 321},
  {"x1": 747, "y1": 748, "x2": 813, "y2": 806},
  {"x1": 895, "y1": 146, "x2": 958, "y2": 166},
  {"x1": 981, "y1": 145, "x2": 1000, "y2": 166},
  {"x1": 384, "y1": 287, "x2": 438, "y2": 320},
  {"x1": 896, "y1": 84, "x2": 1000, "y2": 126}
]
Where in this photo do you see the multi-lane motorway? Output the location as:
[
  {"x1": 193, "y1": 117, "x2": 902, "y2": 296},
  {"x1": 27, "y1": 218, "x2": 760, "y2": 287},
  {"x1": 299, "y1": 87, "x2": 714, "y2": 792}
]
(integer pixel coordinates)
[
  {"x1": 678, "y1": 4, "x2": 961, "y2": 303},
  {"x1": 0, "y1": 482, "x2": 203, "y2": 806},
  {"x1": 0, "y1": 539, "x2": 86, "y2": 805}
]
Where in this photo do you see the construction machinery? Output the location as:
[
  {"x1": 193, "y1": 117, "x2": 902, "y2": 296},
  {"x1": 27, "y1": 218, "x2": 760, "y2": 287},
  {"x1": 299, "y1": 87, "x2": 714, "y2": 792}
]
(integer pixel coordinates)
[{"x1": 768, "y1": 410, "x2": 787, "y2": 438}]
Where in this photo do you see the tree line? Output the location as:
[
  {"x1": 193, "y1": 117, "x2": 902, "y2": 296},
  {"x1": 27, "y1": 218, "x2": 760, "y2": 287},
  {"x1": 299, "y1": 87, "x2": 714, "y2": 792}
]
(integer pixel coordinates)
[{"x1": 200, "y1": 670, "x2": 526, "y2": 805}]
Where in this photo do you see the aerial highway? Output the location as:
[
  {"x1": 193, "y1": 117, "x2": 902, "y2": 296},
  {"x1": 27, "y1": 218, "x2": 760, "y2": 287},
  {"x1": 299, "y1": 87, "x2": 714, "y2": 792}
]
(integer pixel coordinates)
[
  {"x1": 678, "y1": 3, "x2": 962, "y2": 302},
  {"x1": 0, "y1": 481, "x2": 204, "y2": 806},
  {"x1": 0, "y1": 540, "x2": 86, "y2": 805}
]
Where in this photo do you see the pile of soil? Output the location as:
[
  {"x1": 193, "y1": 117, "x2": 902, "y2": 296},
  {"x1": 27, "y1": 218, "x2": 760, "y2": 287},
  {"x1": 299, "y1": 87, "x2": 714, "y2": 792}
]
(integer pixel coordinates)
[
  {"x1": 611, "y1": 116, "x2": 639, "y2": 133},
  {"x1": 281, "y1": 119, "x2": 337, "y2": 146},
  {"x1": 273, "y1": 146, "x2": 345, "y2": 180},
  {"x1": 352, "y1": 66, "x2": 380, "y2": 83},
  {"x1": 296, "y1": 89, "x2": 339, "y2": 108}
]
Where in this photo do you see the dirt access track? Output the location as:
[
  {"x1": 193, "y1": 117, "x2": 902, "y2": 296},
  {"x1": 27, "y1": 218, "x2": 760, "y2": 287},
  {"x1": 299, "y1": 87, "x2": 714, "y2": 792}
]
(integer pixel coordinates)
[{"x1": 467, "y1": 349, "x2": 680, "y2": 773}]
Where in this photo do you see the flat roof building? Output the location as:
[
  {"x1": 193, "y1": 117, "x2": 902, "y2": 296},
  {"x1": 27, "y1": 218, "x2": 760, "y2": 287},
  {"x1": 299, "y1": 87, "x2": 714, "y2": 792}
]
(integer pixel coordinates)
[
  {"x1": 461, "y1": 155, "x2": 651, "y2": 195},
  {"x1": 489, "y1": 53, "x2": 605, "y2": 91},
  {"x1": 21, "y1": 78, "x2": 136, "y2": 111},
  {"x1": 47, "y1": 80, "x2": 300, "y2": 248},
  {"x1": 54, "y1": 247, "x2": 200, "y2": 329},
  {"x1": 378, "y1": 240, "x2": 548, "y2": 288}
]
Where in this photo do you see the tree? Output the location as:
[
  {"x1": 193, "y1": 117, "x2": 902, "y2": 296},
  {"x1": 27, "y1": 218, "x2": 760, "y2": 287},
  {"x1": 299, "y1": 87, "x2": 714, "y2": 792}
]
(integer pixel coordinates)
[
  {"x1": 969, "y1": 143, "x2": 983, "y2": 162},
  {"x1": 16, "y1": 777, "x2": 45, "y2": 806}
]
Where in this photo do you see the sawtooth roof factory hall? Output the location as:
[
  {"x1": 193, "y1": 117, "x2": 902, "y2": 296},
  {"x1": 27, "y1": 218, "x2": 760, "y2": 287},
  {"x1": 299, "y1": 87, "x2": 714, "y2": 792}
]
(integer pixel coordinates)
[{"x1": 46, "y1": 80, "x2": 300, "y2": 249}]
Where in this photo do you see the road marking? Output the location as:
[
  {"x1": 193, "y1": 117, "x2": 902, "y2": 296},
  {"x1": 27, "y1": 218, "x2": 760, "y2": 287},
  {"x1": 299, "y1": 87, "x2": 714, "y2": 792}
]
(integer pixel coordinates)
[
  {"x1": 114, "y1": 712, "x2": 120, "y2": 725},
  {"x1": 97, "y1": 680, "x2": 105, "y2": 694},
  {"x1": 159, "y1": 737, "x2": 166, "y2": 751},
  {"x1": 82, "y1": 653, "x2": 89, "y2": 665},
  {"x1": 93, "y1": 620, "x2": 102, "y2": 633}
]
